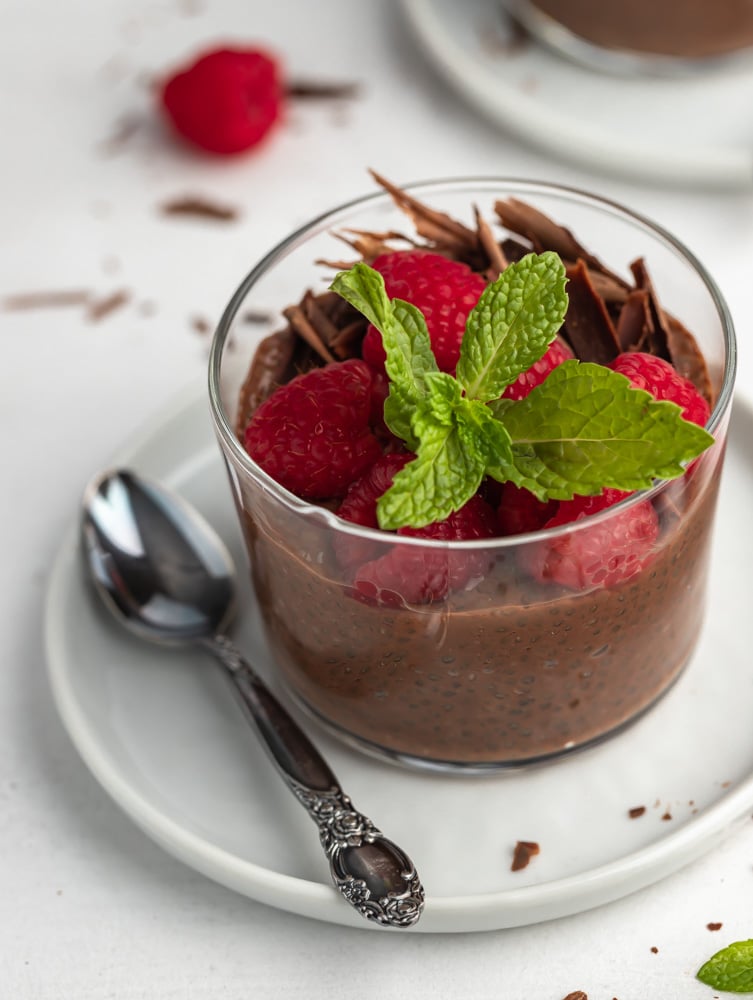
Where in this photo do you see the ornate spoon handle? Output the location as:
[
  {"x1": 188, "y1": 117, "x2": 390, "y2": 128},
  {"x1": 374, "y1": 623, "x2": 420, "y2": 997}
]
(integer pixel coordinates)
[{"x1": 207, "y1": 634, "x2": 425, "y2": 928}]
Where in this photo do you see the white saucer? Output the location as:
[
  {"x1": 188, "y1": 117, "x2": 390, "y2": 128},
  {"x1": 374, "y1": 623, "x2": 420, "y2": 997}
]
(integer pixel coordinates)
[
  {"x1": 400, "y1": 0, "x2": 753, "y2": 188},
  {"x1": 45, "y1": 387, "x2": 753, "y2": 933}
]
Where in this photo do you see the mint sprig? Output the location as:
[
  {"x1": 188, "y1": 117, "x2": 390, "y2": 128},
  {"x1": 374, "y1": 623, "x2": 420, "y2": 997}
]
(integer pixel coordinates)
[
  {"x1": 330, "y1": 253, "x2": 714, "y2": 530},
  {"x1": 697, "y1": 940, "x2": 753, "y2": 993}
]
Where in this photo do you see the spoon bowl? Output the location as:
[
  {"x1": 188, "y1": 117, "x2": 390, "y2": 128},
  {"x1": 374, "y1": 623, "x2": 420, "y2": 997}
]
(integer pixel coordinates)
[{"x1": 82, "y1": 468, "x2": 425, "y2": 929}]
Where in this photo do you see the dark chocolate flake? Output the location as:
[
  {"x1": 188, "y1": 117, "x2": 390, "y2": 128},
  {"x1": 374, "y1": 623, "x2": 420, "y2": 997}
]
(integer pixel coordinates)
[
  {"x1": 628, "y1": 805, "x2": 646, "y2": 819},
  {"x1": 2, "y1": 289, "x2": 91, "y2": 310},
  {"x1": 511, "y1": 840, "x2": 540, "y2": 871},
  {"x1": 160, "y1": 196, "x2": 239, "y2": 222},
  {"x1": 563, "y1": 260, "x2": 621, "y2": 365}
]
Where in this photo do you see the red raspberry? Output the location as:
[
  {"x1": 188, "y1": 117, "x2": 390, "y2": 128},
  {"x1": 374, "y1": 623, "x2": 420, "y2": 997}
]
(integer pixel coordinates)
[
  {"x1": 609, "y1": 352, "x2": 710, "y2": 427},
  {"x1": 496, "y1": 482, "x2": 558, "y2": 536},
  {"x1": 160, "y1": 47, "x2": 282, "y2": 155},
  {"x1": 243, "y1": 360, "x2": 382, "y2": 500},
  {"x1": 360, "y1": 251, "x2": 486, "y2": 374},
  {"x1": 337, "y1": 453, "x2": 413, "y2": 530},
  {"x1": 335, "y1": 453, "x2": 413, "y2": 574},
  {"x1": 501, "y1": 336, "x2": 574, "y2": 401},
  {"x1": 353, "y1": 494, "x2": 498, "y2": 605},
  {"x1": 519, "y1": 489, "x2": 659, "y2": 591}
]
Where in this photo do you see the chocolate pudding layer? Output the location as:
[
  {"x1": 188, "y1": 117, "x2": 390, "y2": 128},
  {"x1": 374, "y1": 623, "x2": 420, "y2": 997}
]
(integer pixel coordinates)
[
  {"x1": 238, "y1": 448, "x2": 722, "y2": 766},
  {"x1": 514, "y1": 0, "x2": 753, "y2": 59}
]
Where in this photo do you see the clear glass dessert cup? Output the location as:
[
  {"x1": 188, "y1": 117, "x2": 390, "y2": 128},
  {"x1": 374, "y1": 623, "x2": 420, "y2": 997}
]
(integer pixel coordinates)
[{"x1": 208, "y1": 178, "x2": 736, "y2": 774}]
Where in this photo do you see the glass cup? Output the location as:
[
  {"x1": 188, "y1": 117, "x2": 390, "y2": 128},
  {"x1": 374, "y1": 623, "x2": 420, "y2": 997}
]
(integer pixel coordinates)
[
  {"x1": 501, "y1": 0, "x2": 753, "y2": 74},
  {"x1": 208, "y1": 179, "x2": 736, "y2": 773}
]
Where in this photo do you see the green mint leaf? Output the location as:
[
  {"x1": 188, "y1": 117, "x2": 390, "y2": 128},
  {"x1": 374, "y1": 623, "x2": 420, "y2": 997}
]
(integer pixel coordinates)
[
  {"x1": 376, "y1": 375, "x2": 509, "y2": 530},
  {"x1": 376, "y1": 420, "x2": 487, "y2": 530},
  {"x1": 456, "y1": 251, "x2": 568, "y2": 403},
  {"x1": 697, "y1": 940, "x2": 753, "y2": 993},
  {"x1": 330, "y1": 263, "x2": 438, "y2": 446},
  {"x1": 487, "y1": 360, "x2": 714, "y2": 500}
]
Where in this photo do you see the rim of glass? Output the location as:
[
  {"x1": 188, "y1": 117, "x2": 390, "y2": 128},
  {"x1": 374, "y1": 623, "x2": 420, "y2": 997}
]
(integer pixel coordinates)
[{"x1": 208, "y1": 176, "x2": 737, "y2": 551}]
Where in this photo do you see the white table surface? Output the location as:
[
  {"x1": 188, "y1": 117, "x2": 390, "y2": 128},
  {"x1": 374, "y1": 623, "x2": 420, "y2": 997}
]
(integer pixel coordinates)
[{"x1": 3, "y1": 1, "x2": 753, "y2": 997}]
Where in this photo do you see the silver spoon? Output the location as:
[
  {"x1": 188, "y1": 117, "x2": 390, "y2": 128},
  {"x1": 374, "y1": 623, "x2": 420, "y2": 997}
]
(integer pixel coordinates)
[{"x1": 81, "y1": 468, "x2": 424, "y2": 929}]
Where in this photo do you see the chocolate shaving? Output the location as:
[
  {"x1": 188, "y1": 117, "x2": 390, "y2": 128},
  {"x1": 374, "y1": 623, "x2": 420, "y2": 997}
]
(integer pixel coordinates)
[
  {"x1": 616, "y1": 289, "x2": 651, "y2": 352},
  {"x1": 628, "y1": 805, "x2": 646, "y2": 819},
  {"x1": 370, "y1": 169, "x2": 480, "y2": 260},
  {"x1": 562, "y1": 992, "x2": 588, "y2": 1000},
  {"x1": 2, "y1": 289, "x2": 91, "y2": 310},
  {"x1": 563, "y1": 260, "x2": 621, "y2": 365},
  {"x1": 707, "y1": 922, "x2": 723, "y2": 931},
  {"x1": 474, "y1": 204, "x2": 508, "y2": 280},
  {"x1": 87, "y1": 288, "x2": 131, "y2": 322},
  {"x1": 285, "y1": 79, "x2": 360, "y2": 100},
  {"x1": 160, "y1": 196, "x2": 239, "y2": 222},
  {"x1": 496, "y1": 198, "x2": 601, "y2": 272},
  {"x1": 327, "y1": 227, "x2": 419, "y2": 263},
  {"x1": 511, "y1": 840, "x2": 540, "y2": 871},
  {"x1": 283, "y1": 302, "x2": 337, "y2": 365},
  {"x1": 630, "y1": 258, "x2": 671, "y2": 360}
]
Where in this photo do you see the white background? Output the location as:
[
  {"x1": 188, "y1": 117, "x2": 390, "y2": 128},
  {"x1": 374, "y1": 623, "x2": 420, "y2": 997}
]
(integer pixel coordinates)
[{"x1": 3, "y1": 1, "x2": 753, "y2": 997}]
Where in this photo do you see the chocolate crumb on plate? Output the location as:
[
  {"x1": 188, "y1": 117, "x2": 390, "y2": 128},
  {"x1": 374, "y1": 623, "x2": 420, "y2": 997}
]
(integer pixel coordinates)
[
  {"x1": 628, "y1": 805, "x2": 646, "y2": 819},
  {"x1": 661, "y1": 811, "x2": 673, "y2": 821},
  {"x1": 562, "y1": 991, "x2": 588, "y2": 1000},
  {"x1": 160, "y1": 196, "x2": 239, "y2": 222},
  {"x1": 651, "y1": 946, "x2": 659, "y2": 953},
  {"x1": 511, "y1": 840, "x2": 540, "y2": 871},
  {"x1": 707, "y1": 922, "x2": 723, "y2": 931}
]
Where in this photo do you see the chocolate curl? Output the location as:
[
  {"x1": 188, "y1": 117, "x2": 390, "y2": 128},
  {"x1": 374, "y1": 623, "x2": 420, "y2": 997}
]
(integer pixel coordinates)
[
  {"x1": 616, "y1": 289, "x2": 652, "y2": 352},
  {"x1": 369, "y1": 169, "x2": 480, "y2": 258},
  {"x1": 320, "y1": 227, "x2": 420, "y2": 268},
  {"x1": 630, "y1": 258, "x2": 672, "y2": 360},
  {"x1": 563, "y1": 260, "x2": 621, "y2": 365},
  {"x1": 474, "y1": 204, "x2": 508, "y2": 281},
  {"x1": 495, "y1": 198, "x2": 630, "y2": 290},
  {"x1": 495, "y1": 198, "x2": 601, "y2": 268}
]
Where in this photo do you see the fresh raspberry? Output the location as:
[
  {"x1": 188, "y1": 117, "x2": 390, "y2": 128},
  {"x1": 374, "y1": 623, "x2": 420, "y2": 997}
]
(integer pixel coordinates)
[
  {"x1": 360, "y1": 251, "x2": 487, "y2": 374},
  {"x1": 243, "y1": 360, "x2": 382, "y2": 500},
  {"x1": 160, "y1": 47, "x2": 282, "y2": 155},
  {"x1": 496, "y1": 482, "x2": 558, "y2": 536},
  {"x1": 519, "y1": 489, "x2": 659, "y2": 591},
  {"x1": 610, "y1": 352, "x2": 710, "y2": 427},
  {"x1": 335, "y1": 453, "x2": 413, "y2": 573},
  {"x1": 353, "y1": 494, "x2": 498, "y2": 605},
  {"x1": 337, "y1": 453, "x2": 413, "y2": 530},
  {"x1": 501, "y1": 336, "x2": 574, "y2": 401}
]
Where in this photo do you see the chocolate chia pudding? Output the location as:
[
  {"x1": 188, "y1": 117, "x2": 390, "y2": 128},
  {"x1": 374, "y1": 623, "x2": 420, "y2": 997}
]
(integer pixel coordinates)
[
  {"x1": 504, "y1": 0, "x2": 753, "y2": 64},
  {"x1": 208, "y1": 176, "x2": 735, "y2": 771}
]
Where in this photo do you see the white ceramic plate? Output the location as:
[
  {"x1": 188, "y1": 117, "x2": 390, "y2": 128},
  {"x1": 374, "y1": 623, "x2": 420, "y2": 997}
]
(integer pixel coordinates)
[
  {"x1": 400, "y1": 0, "x2": 753, "y2": 188},
  {"x1": 46, "y1": 388, "x2": 753, "y2": 933}
]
